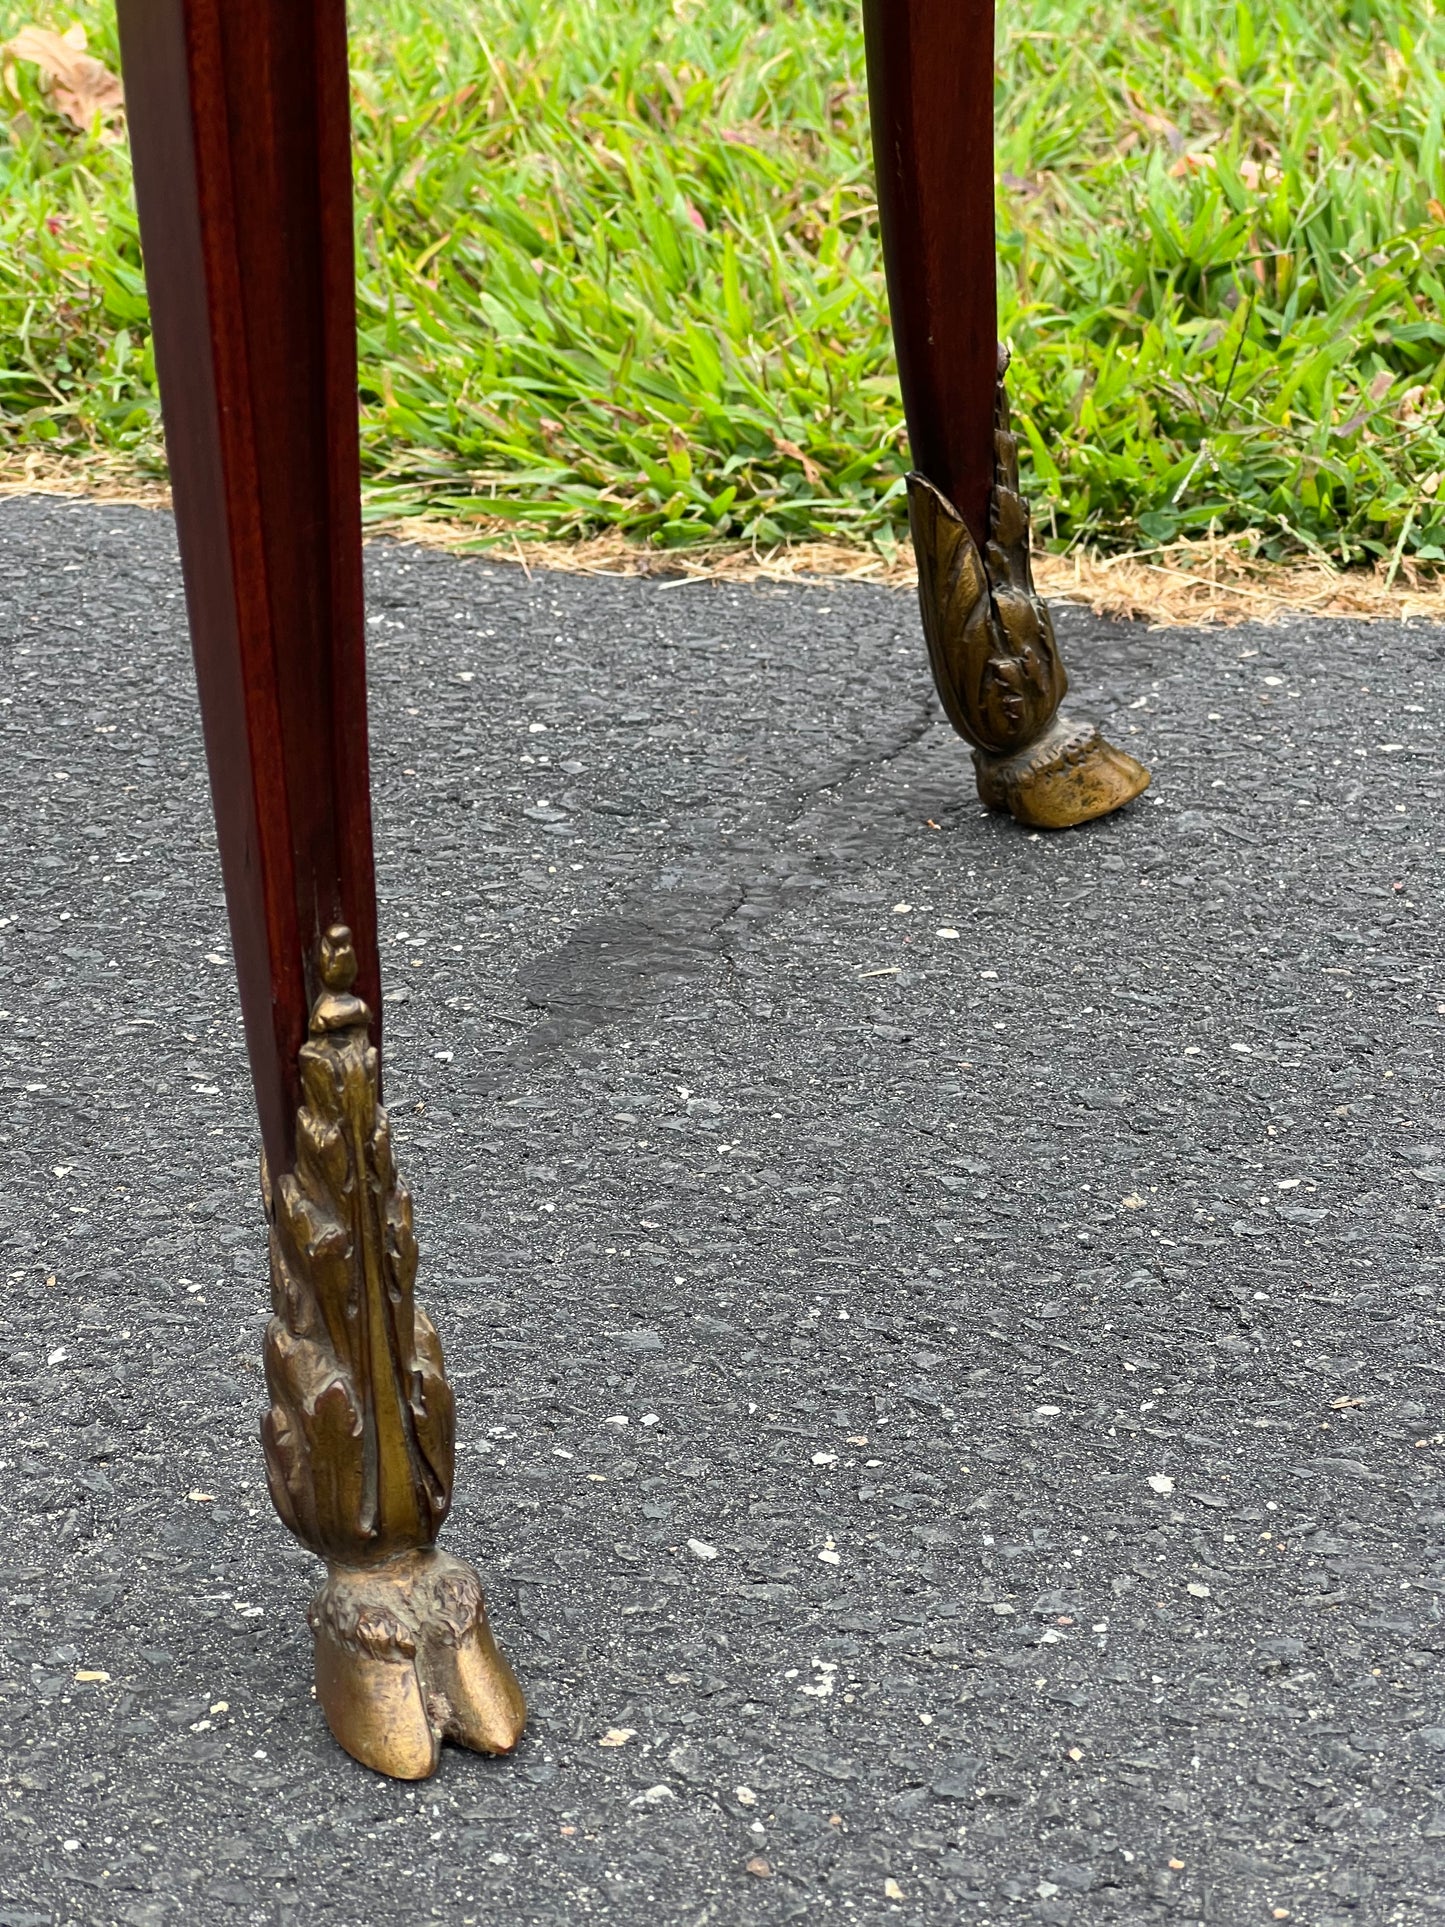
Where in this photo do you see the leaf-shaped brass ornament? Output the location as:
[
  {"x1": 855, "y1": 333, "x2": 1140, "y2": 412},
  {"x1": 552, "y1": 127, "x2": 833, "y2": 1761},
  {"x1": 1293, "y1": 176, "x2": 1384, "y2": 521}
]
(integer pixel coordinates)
[
  {"x1": 907, "y1": 374, "x2": 1150, "y2": 828},
  {"x1": 260, "y1": 924, "x2": 523, "y2": 1777}
]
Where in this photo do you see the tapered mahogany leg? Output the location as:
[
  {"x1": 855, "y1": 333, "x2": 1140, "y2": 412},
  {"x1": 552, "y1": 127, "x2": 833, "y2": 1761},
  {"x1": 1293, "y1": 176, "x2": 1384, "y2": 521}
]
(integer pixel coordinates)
[
  {"x1": 863, "y1": 0, "x2": 1150, "y2": 829},
  {"x1": 115, "y1": 0, "x2": 524, "y2": 1778}
]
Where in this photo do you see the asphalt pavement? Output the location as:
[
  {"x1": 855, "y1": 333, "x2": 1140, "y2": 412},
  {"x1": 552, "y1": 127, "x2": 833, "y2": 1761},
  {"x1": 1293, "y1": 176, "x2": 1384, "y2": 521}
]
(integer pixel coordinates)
[{"x1": 0, "y1": 492, "x2": 1443, "y2": 1925}]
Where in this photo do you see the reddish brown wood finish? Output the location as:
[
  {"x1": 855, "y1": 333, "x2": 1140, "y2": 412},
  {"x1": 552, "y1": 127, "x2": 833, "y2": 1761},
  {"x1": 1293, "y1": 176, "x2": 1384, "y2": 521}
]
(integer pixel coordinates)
[
  {"x1": 863, "y1": 0, "x2": 998, "y2": 550},
  {"x1": 115, "y1": 0, "x2": 380, "y2": 1175}
]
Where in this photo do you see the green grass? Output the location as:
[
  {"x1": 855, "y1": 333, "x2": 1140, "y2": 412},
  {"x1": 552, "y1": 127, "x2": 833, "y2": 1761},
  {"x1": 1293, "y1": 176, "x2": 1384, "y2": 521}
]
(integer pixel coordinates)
[{"x1": 3, "y1": 0, "x2": 1444, "y2": 562}]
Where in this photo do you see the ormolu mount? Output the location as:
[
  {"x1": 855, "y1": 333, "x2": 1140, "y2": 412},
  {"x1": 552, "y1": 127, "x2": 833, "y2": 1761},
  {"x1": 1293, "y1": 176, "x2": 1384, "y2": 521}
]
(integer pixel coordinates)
[
  {"x1": 907, "y1": 364, "x2": 1151, "y2": 830},
  {"x1": 263, "y1": 925, "x2": 525, "y2": 1778}
]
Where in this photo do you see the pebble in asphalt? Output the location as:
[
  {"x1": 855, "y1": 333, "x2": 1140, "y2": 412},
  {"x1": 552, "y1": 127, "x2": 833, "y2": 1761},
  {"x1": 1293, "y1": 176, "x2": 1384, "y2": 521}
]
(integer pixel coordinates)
[{"x1": 0, "y1": 493, "x2": 1442, "y2": 1925}]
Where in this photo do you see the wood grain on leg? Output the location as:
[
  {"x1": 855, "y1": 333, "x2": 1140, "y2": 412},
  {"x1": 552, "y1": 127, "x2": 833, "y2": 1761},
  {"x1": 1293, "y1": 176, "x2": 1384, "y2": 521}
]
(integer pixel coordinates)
[
  {"x1": 862, "y1": 0, "x2": 997, "y2": 551},
  {"x1": 116, "y1": 0, "x2": 375, "y2": 1171}
]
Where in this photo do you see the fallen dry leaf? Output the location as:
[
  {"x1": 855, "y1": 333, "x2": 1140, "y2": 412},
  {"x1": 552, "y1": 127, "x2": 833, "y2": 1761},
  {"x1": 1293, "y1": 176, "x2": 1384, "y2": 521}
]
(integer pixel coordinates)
[
  {"x1": 1126, "y1": 95, "x2": 1183, "y2": 148},
  {"x1": 598, "y1": 1726, "x2": 636, "y2": 1748},
  {"x1": 770, "y1": 433, "x2": 823, "y2": 489},
  {"x1": 1399, "y1": 384, "x2": 1438, "y2": 430},
  {"x1": 5, "y1": 23, "x2": 124, "y2": 132},
  {"x1": 745, "y1": 1857, "x2": 773, "y2": 1878}
]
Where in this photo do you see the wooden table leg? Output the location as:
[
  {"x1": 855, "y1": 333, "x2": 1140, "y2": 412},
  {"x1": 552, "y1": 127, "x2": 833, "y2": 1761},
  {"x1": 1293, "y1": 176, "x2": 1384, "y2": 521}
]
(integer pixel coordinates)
[
  {"x1": 115, "y1": 0, "x2": 524, "y2": 1779},
  {"x1": 863, "y1": 0, "x2": 1151, "y2": 830}
]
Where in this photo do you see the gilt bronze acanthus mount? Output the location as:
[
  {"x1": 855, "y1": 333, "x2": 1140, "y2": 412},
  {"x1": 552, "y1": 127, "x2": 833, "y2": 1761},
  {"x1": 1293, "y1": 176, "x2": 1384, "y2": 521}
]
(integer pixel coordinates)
[
  {"x1": 907, "y1": 359, "x2": 1151, "y2": 830},
  {"x1": 262, "y1": 924, "x2": 525, "y2": 1779}
]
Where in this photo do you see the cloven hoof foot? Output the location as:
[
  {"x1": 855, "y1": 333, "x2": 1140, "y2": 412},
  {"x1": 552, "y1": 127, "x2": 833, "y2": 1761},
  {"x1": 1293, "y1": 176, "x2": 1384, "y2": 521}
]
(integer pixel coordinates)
[
  {"x1": 309, "y1": 1547, "x2": 526, "y2": 1779},
  {"x1": 973, "y1": 713, "x2": 1150, "y2": 830}
]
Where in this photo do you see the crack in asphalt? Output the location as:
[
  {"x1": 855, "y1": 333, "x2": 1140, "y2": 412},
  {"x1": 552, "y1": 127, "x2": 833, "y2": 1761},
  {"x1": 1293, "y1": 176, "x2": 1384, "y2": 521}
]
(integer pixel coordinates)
[{"x1": 509, "y1": 696, "x2": 941, "y2": 1069}]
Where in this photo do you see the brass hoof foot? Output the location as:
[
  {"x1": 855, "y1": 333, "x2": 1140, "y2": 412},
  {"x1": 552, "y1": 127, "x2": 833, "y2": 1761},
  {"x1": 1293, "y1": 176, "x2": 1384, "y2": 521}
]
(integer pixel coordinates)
[
  {"x1": 309, "y1": 1547, "x2": 526, "y2": 1779},
  {"x1": 973, "y1": 714, "x2": 1151, "y2": 830}
]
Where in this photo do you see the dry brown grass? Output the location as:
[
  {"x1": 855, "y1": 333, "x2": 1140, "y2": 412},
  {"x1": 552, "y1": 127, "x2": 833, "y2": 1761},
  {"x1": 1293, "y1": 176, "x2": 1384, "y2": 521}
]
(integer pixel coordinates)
[
  {"x1": 1030, "y1": 540, "x2": 1445, "y2": 627},
  {"x1": 6, "y1": 452, "x2": 1444, "y2": 627},
  {"x1": 0, "y1": 448, "x2": 170, "y2": 511}
]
